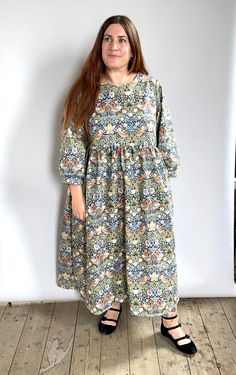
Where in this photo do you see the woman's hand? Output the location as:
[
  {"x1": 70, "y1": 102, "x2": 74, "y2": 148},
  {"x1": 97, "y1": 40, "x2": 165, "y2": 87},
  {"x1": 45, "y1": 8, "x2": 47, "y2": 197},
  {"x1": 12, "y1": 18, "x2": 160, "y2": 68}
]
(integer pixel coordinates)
[{"x1": 70, "y1": 184, "x2": 87, "y2": 221}]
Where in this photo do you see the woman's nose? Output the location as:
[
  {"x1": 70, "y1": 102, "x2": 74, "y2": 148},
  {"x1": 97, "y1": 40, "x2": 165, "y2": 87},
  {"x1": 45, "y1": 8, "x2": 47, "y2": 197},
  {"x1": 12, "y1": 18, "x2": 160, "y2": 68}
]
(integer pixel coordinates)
[{"x1": 110, "y1": 40, "x2": 119, "y2": 50}]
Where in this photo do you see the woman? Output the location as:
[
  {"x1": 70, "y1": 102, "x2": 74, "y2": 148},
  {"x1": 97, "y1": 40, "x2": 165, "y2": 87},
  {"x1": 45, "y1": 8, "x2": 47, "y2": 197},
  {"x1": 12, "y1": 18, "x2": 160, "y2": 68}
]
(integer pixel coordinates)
[{"x1": 57, "y1": 15, "x2": 197, "y2": 355}]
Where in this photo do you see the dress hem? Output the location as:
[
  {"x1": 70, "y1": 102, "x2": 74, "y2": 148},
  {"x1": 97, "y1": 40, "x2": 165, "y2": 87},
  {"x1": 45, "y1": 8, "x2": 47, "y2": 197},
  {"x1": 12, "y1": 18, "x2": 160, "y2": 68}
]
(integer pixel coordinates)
[{"x1": 56, "y1": 282, "x2": 180, "y2": 317}]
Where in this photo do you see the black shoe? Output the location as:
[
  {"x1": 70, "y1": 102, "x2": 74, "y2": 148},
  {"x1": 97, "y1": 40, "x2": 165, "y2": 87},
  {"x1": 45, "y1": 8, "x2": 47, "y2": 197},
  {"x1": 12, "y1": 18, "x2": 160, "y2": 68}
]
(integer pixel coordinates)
[
  {"x1": 98, "y1": 304, "x2": 122, "y2": 335},
  {"x1": 160, "y1": 314, "x2": 197, "y2": 355}
]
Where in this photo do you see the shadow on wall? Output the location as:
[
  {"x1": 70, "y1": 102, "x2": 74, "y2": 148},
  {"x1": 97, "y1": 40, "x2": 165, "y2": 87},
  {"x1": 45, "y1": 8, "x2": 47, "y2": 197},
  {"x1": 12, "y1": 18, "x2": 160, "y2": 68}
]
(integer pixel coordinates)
[{"x1": 5, "y1": 54, "x2": 85, "y2": 299}]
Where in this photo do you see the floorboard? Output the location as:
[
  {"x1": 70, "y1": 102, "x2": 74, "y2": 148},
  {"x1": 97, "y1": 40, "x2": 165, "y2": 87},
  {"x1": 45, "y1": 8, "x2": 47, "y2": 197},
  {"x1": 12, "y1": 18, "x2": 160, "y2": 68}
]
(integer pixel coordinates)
[{"x1": 0, "y1": 298, "x2": 235, "y2": 375}]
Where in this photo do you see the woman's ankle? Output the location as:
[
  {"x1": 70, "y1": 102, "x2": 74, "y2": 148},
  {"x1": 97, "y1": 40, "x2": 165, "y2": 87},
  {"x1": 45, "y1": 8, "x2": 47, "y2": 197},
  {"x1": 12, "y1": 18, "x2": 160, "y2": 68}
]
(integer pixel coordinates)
[
  {"x1": 163, "y1": 310, "x2": 178, "y2": 319},
  {"x1": 112, "y1": 302, "x2": 121, "y2": 308}
]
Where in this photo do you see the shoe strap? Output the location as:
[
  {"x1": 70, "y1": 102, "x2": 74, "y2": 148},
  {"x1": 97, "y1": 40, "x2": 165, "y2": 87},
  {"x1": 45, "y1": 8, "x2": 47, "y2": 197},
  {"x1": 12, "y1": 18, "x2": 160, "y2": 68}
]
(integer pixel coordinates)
[
  {"x1": 164, "y1": 323, "x2": 182, "y2": 331},
  {"x1": 109, "y1": 307, "x2": 121, "y2": 312},
  {"x1": 101, "y1": 317, "x2": 119, "y2": 323},
  {"x1": 175, "y1": 334, "x2": 190, "y2": 343},
  {"x1": 162, "y1": 314, "x2": 177, "y2": 320}
]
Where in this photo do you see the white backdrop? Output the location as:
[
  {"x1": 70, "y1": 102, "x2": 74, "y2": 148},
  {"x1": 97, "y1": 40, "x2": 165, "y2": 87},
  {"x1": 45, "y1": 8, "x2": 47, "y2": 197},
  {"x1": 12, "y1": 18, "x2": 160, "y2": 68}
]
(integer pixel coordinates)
[{"x1": 0, "y1": 0, "x2": 235, "y2": 302}]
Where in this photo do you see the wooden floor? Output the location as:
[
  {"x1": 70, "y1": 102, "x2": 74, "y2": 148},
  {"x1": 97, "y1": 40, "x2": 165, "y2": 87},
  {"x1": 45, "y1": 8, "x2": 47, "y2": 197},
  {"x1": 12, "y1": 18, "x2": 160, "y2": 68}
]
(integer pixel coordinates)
[{"x1": 0, "y1": 298, "x2": 236, "y2": 375}]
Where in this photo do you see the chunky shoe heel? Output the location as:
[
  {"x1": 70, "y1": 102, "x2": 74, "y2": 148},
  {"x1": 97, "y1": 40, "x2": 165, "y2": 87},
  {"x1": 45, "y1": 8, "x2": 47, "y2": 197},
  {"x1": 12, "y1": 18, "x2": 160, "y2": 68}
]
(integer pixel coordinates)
[
  {"x1": 98, "y1": 304, "x2": 122, "y2": 335},
  {"x1": 161, "y1": 314, "x2": 197, "y2": 355}
]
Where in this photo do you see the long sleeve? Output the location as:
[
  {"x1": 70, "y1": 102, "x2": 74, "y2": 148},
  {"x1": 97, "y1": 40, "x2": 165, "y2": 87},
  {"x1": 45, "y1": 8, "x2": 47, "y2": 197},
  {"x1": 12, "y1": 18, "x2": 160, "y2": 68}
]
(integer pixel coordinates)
[
  {"x1": 156, "y1": 82, "x2": 181, "y2": 178},
  {"x1": 59, "y1": 121, "x2": 87, "y2": 185}
]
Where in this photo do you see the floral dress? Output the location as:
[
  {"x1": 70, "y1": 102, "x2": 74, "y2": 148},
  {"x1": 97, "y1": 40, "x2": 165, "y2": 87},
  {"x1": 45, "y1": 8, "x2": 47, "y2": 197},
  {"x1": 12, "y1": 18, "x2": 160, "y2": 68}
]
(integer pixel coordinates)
[{"x1": 57, "y1": 72, "x2": 181, "y2": 317}]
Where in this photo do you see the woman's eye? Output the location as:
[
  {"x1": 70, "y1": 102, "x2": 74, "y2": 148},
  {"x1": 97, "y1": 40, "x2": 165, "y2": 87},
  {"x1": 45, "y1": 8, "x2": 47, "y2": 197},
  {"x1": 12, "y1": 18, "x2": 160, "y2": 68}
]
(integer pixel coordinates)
[{"x1": 103, "y1": 36, "x2": 127, "y2": 43}]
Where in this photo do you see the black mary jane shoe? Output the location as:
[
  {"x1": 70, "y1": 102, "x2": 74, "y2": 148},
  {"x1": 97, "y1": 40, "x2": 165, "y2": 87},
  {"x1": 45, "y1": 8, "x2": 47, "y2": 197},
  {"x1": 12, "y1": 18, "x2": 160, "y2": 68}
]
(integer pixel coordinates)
[
  {"x1": 161, "y1": 314, "x2": 197, "y2": 355},
  {"x1": 98, "y1": 304, "x2": 122, "y2": 335}
]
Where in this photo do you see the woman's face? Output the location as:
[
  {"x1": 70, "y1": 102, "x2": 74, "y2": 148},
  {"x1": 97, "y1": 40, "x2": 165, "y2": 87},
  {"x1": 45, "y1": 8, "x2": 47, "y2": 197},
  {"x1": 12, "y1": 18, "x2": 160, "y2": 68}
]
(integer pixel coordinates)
[{"x1": 101, "y1": 23, "x2": 133, "y2": 71}]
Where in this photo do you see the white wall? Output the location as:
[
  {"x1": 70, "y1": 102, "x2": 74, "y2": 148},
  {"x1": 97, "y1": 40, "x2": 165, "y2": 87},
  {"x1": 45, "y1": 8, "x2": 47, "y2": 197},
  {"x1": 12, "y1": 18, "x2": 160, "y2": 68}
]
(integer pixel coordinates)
[{"x1": 0, "y1": 0, "x2": 235, "y2": 302}]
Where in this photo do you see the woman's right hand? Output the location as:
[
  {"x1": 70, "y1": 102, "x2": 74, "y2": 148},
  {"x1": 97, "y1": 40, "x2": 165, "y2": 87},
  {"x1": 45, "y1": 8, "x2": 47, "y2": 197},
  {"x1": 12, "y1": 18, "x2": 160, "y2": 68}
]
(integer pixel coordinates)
[{"x1": 70, "y1": 184, "x2": 87, "y2": 221}]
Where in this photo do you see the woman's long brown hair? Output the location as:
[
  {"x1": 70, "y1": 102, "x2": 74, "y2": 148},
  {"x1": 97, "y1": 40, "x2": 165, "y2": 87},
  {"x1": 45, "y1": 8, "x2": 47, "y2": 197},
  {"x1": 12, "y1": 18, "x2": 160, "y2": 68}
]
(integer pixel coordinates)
[{"x1": 60, "y1": 15, "x2": 149, "y2": 143}]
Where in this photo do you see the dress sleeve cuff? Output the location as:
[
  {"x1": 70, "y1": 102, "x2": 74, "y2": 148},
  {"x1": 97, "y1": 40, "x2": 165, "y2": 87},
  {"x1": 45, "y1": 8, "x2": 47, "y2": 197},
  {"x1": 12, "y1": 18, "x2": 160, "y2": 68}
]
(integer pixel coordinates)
[{"x1": 60, "y1": 175, "x2": 84, "y2": 185}]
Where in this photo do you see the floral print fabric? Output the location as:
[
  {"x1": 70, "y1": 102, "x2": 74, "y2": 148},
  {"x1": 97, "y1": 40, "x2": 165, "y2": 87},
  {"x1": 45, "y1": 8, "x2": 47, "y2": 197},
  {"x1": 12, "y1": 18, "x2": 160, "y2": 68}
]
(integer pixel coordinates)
[{"x1": 57, "y1": 72, "x2": 181, "y2": 317}]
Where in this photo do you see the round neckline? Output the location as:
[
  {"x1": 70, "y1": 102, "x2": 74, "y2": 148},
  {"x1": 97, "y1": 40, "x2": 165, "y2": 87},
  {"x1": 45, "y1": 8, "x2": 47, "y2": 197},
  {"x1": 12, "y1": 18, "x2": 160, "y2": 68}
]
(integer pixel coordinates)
[{"x1": 99, "y1": 72, "x2": 140, "y2": 88}]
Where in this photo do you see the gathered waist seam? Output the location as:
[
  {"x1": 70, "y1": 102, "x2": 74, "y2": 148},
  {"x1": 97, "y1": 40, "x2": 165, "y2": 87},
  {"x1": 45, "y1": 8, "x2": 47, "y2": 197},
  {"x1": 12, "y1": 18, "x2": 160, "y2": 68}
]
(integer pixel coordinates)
[{"x1": 88, "y1": 144, "x2": 158, "y2": 152}]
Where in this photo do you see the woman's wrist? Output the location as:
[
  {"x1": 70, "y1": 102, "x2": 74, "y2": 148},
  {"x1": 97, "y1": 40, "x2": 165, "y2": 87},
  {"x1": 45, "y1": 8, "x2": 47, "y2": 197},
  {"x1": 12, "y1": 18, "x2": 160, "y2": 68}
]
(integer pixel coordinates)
[{"x1": 69, "y1": 184, "x2": 83, "y2": 197}]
